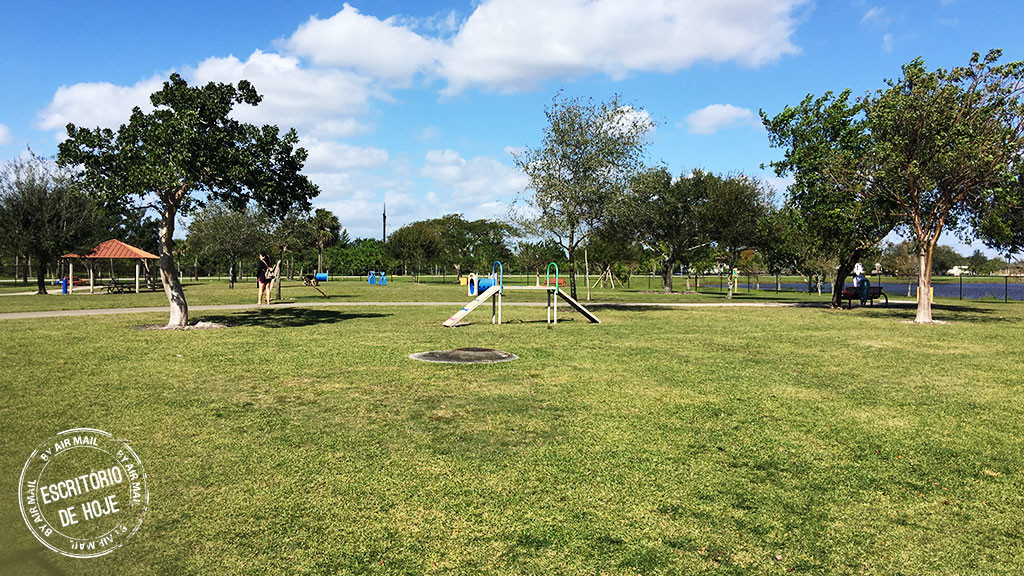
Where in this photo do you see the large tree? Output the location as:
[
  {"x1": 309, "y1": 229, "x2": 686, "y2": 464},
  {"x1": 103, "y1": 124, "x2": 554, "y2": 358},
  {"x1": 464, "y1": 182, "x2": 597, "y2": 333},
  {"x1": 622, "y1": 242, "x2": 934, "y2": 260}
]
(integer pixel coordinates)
[
  {"x1": 513, "y1": 239, "x2": 565, "y2": 278},
  {"x1": 386, "y1": 221, "x2": 443, "y2": 279},
  {"x1": 699, "y1": 171, "x2": 772, "y2": 299},
  {"x1": 625, "y1": 166, "x2": 711, "y2": 292},
  {"x1": 310, "y1": 208, "x2": 342, "y2": 274},
  {"x1": 763, "y1": 89, "x2": 899, "y2": 308},
  {"x1": 513, "y1": 93, "x2": 652, "y2": 300},
  {"x1": 187, "y1": 202, "x2": 271, "y2": 288},
  {"x1": 0, "y1": 152, "x2": 107, "y2": 294},
  {"x1": 58, "y1": 74, "x2": 318, "y2": 327},
  {"x1": 862, "y1": 50, "x2": 1024, "y2": 322},
  {"x1": 758, "y1": 203, "x2": 815, "y2": 292},
  {"x1": 975, "y1": 164, "x2": 1024, "y2": 259}
]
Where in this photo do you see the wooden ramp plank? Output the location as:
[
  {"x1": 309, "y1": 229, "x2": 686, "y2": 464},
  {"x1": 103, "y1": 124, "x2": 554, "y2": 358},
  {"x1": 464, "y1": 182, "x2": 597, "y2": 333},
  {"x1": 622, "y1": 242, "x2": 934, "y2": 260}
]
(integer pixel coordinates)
[
  {"x1": 442, "y1": 285, "x2": 500, "y2": 327},
  {"x1": 555, "y1": 289, "x2": 601, "y2": 323}
]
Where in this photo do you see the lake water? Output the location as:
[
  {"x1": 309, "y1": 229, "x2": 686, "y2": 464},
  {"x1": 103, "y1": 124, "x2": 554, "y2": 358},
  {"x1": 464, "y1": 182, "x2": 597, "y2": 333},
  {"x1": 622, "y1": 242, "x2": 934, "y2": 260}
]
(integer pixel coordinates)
[{"x1": 694, "y1": 278, "x2": 1024, "y2": 301}]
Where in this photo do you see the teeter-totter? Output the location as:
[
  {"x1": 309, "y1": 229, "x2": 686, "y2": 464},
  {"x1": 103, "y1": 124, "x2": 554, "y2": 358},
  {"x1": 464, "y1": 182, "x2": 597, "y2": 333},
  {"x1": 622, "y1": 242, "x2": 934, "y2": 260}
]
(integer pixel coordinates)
[{"x1": 443, "y1": 262, "x2": 600, "y2": 327}]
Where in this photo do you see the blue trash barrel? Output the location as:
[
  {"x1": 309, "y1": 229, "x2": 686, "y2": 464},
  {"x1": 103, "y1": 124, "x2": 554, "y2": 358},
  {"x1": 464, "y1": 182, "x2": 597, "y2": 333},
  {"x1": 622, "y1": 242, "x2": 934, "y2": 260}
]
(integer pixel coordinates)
[
  {"x1": 315, "y1": 272, "x2": 328, "y2": 282},
  {"x1": 368, "y1": 271, "x2": 376, "y2": 285},
  {"x1": 61, "y1": 277, "x2": 69, "y2": 294},
  {"x1": 379, "y1": 272, "x2": 387, "y2": 286}
]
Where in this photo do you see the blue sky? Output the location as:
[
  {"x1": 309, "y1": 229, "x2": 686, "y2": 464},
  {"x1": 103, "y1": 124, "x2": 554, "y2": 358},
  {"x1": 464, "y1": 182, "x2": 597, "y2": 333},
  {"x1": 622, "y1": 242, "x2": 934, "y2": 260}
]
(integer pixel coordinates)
[{"x1": 1, "y1": 1, "x2": 1021, "y2": 256}]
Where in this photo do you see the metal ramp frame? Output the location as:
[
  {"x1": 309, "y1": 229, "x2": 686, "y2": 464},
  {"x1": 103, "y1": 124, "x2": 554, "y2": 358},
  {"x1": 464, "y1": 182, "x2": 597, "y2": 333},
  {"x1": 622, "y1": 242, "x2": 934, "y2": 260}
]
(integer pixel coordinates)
[{"x1": 443, "y1": 285, "x2": 501, "y2": 327}]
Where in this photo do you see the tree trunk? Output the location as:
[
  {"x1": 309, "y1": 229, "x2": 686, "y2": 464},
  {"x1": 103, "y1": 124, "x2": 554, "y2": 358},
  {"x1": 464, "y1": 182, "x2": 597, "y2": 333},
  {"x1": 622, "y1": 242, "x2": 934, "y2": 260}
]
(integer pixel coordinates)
[
  {"x1": 277, "y1": 248, "x2": 285, "y2": 300},
  {"x1": 317, "y1": 246, "x2": 323, "y2": 274},
  {"x1": 567, "y1": 248, "x2": 577, "y2": 300},
  {"x1": 915, "y1": 248, "x2": 934, "y2": 323},
  {"x1": 585, "y1": 249, "x2": 590, "y2": 301},
  {"x1": 726, "y1": 262, "x2": 735, "y2": 300},
  {"x1": 159, "y1": 206, "x2": 188, "y2": 328},
  {"x1": 831, "y1": 260, "x2": 856, "y2": 309},
  {"x1": 662, "y1": 261, "x2": 673, "y2": 293},
  {"x1": 34, "y1": 251, "x2": 47, "y2": 294}
]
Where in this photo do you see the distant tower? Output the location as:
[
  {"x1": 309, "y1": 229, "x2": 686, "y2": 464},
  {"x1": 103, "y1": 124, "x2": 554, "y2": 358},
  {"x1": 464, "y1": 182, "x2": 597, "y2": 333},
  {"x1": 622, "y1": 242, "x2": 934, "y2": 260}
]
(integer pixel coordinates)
[{"x1": 382, "y1": 203, "x2": 387, "y2": 245}]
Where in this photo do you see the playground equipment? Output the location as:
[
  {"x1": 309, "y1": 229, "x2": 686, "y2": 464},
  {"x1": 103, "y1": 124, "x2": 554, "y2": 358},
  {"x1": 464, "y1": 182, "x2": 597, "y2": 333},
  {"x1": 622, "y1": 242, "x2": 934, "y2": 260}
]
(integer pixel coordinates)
[
  {"x1": 443, "y1": 261, "x2": 599, "y2": 327},
  {"x1": 367, "y1": 271, "x2": 387, "y2": 286}
]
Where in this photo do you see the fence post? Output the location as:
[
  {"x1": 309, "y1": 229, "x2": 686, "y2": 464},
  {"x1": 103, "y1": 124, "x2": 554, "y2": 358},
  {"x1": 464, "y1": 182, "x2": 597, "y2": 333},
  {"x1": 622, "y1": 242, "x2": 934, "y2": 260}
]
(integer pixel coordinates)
[
  {"x1": 1006, "y1": 276, "x2": 1009, "y2": 302},
  {"x1": 959, "y1": 275, "x2": 962, "y2": 300}
]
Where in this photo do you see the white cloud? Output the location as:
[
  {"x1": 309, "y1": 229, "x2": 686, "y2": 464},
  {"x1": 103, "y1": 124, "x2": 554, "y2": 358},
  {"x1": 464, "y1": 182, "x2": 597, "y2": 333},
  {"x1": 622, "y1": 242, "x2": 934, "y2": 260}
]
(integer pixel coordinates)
[
  {"x1": 686, "y1": 104, "x2": 760, "y2": 134},
  {"x1": 438, "y1": 0, "x2": 807, "y2": 93},
  {"x1": 278, "y1": 0, "x2": 807, "y2": 95},
  {"x1": 304, "y1": 169, "x2": 419, "y2": 238},
  {"x1": 882, "y1": 33, "x2": 894, "y2": 53},
  {"x1": 37, "y1": 50, "x2": 376, "y2": 142},
  {"x1": 759, "y1": 172, "x2": 795, "y2": 197},
  {"x1": 0, "y1": 123, "x2": 10, "y2": 145},
  {"x1": 861, "y1": 6, "x2": 886, "y2": 24},
  {"x1": 414, "y1": 125, "x2": 440, "y2": 141},
  {"x1": 421, "y1": 148, "x2": 529, "y2": 204},
  {"x1": 282, "y1": 3, "x2": 443, "y2": 84},
  {"x1": 190, "y1": 50, "x2": 374, "y2": 138},
  {"x1": 609, "y1": 105, "x2": 655, "y2": 136},
  {"x1": 301, "y1": 137, "x2": 389, "y2": 172},
  {"x1": 36, "y1": 75, "x2": 164, "y2": 139}
]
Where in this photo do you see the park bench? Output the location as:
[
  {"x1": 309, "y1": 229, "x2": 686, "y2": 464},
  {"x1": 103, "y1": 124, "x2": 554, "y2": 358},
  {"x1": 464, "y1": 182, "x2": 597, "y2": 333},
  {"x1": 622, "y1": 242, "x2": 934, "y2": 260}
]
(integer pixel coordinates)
[{"x1": 842, "y1": 285, "x2": 887, "y2": 308}]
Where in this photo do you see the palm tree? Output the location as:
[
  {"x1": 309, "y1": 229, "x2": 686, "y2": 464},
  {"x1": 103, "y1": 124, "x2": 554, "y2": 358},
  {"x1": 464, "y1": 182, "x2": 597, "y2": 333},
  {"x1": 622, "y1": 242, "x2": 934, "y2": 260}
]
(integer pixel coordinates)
[{"x1": 310, "y1": 209, "x2": 341, "y2": 273}]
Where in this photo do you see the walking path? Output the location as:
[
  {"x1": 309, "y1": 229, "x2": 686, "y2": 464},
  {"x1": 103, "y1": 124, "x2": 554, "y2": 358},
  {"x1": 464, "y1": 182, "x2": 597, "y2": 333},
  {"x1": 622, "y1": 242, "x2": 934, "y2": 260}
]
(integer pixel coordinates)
[{"x1": 0, "y1": 299, "x2": 903, "y2": 321}]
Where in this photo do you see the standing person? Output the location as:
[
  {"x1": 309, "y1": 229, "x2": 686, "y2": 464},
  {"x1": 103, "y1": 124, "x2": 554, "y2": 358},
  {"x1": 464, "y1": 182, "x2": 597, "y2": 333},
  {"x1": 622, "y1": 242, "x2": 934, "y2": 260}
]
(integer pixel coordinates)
[
  {"x1": 853, "y1": 263, "x2": 870, "y2": 306},
  {"x1": 257, "y1": 253, "x2": 273, "y2": 305}
]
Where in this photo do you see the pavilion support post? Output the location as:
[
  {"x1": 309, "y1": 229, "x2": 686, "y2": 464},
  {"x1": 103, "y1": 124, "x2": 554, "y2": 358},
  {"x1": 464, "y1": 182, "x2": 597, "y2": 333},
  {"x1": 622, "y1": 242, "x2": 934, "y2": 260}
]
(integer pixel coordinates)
[
  {"x1": 89, "y1": 263, "x2": 94, "y2": 294},
  {"x1": 135, "y1": 261, "x2": 140, "y2": 294},
  {"x1": 69, "y1": 262, "x2": 74, "y2": 295}
]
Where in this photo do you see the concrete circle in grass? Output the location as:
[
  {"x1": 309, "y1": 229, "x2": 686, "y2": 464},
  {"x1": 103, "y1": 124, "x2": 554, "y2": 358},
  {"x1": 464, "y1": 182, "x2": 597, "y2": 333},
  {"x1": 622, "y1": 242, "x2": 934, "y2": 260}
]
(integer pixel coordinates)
[{"x1": 409, "y1": 347, "x2": 519, "y2": 364}]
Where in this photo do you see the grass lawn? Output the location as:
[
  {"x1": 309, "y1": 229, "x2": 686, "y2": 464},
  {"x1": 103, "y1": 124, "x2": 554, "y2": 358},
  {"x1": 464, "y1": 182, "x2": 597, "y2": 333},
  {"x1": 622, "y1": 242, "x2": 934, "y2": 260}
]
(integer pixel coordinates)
[{"x1": 1, "y1": 299, "x2": 1022, "y2": 574}]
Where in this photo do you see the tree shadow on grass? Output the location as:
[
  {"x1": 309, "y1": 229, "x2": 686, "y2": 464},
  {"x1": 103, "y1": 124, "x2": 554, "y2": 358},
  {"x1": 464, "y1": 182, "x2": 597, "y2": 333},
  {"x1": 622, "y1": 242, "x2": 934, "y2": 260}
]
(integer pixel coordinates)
[
  {"x1": 592, "y1": 301, "x2": 827, "y2": 313},
  {"x1": 854, "y1": 302, "x2": 1022, "y2": 323},
  {"x1": 197, "y1": 308, "x2": 389, "y2": 328},
  {"x1": 0, "y1": 547, "x2": 70, "y2": 576}
]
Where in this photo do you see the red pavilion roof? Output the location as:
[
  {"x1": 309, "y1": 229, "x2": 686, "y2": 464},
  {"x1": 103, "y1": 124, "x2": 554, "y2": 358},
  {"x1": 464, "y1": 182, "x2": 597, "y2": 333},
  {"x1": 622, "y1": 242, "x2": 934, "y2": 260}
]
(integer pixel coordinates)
[{"x1": 63, "y1": 239, "x2": 158, "y2": 260}]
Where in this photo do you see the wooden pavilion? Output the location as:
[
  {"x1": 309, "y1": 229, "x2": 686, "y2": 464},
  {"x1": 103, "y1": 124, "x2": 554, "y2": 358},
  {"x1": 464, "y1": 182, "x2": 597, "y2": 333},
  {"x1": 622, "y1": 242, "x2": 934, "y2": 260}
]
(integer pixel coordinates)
[{"x1": 63, "y1": 239, "x2": 159, "y2": 294}]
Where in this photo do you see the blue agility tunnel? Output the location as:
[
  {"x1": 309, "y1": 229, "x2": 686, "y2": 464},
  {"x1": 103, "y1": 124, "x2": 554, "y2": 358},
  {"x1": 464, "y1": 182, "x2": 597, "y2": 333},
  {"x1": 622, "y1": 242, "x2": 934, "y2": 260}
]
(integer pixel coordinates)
[{"x1": 315, "y1": 272, "x2": 328, "y2": 282}]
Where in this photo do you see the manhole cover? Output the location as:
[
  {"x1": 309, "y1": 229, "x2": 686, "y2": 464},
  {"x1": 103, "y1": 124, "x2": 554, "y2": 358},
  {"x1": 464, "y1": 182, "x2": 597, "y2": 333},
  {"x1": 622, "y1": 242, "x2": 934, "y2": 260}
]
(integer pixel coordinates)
[{"x1": 409, "y1": 347, "x2": 519, "y2": 364}]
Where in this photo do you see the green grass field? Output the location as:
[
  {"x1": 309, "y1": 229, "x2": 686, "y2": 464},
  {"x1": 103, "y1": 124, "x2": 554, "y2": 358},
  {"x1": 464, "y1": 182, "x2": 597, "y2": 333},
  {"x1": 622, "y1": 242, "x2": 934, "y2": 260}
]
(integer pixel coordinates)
[{"x1": 2, "y1": 292, "x2": 1022, "y2": 574}]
